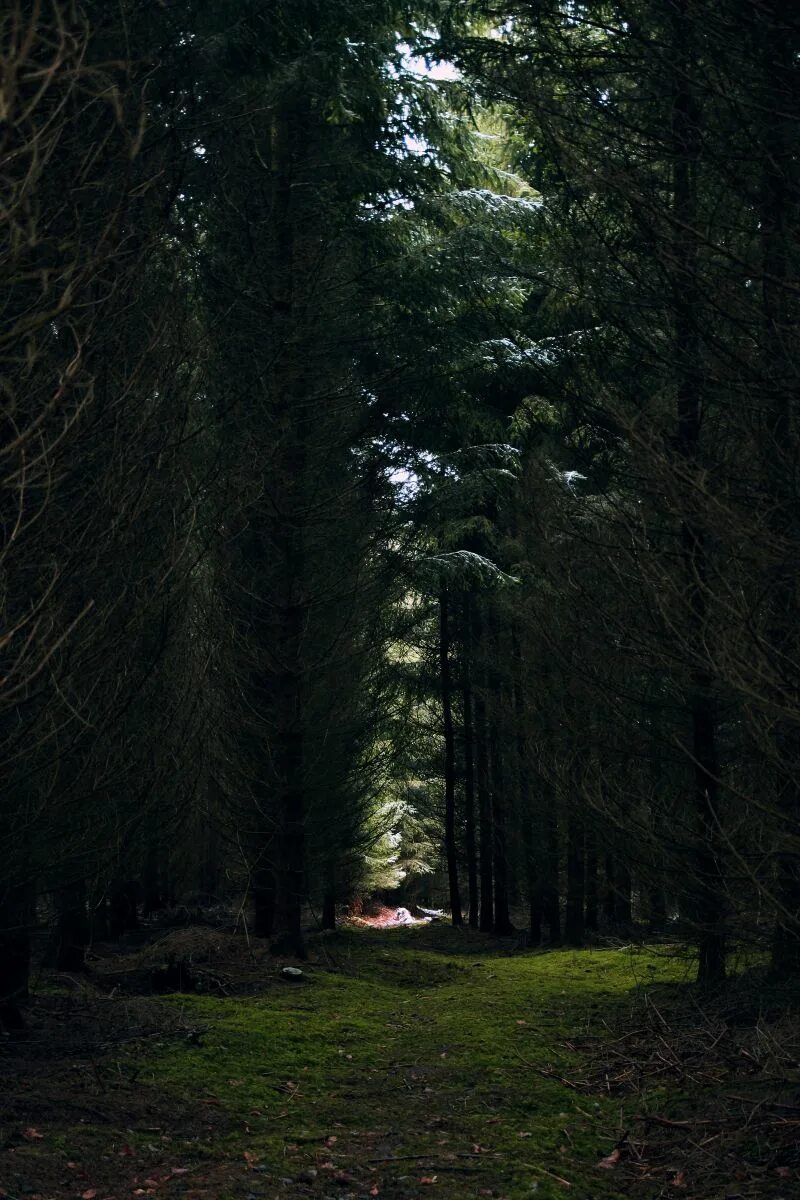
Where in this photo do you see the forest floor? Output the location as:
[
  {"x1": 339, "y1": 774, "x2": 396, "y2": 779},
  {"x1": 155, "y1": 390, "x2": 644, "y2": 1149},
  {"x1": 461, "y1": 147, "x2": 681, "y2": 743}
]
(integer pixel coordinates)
[{"x1": 2, "y1": 923, "x2": 799, "y2": 1200}]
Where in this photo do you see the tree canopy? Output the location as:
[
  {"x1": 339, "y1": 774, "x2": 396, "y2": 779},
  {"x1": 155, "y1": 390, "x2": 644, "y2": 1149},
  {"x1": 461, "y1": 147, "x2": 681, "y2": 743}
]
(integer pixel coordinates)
[{"x1": 2, "y1": 0, "x2": 799, "y2": 1024}]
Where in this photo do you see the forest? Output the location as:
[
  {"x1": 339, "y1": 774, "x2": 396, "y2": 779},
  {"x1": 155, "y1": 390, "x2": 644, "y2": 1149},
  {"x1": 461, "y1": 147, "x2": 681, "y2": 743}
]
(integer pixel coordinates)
[{"x1": 1, "y1": 2, "x2": 799, "y2": 1198}]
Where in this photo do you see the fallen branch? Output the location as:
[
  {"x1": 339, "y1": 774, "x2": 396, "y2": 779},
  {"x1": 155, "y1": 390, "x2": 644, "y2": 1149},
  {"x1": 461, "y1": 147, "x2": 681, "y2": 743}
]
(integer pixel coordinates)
[
  {"x1": 528, "y1": 1164, "x2": 572, "y2": 1188},
  {"x1": 512, "y1": 1050, "x2": 584, "y2": 1092},
  {"x1": 367, "y1": 1153, "x2": 486, "y2": 1163}
]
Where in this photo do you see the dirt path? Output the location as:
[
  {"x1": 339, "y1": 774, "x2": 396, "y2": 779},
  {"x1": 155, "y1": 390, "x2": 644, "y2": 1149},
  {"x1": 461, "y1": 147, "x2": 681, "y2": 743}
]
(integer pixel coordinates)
[{"x1": 0, "y1": 927, "x2": 687, "y2": 1200}]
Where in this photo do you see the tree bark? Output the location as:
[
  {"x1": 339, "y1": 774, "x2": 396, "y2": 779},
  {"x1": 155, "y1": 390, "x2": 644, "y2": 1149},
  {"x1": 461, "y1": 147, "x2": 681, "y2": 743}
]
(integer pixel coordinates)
[
  {"x1": 267, "y1": 103, "x2": 312, "y2": 960},
  {"x1": 756, "y1": 0, "x2": 800, "y2": 977},
  {"x1": 462, "y1": 627, "x2": 479, "y2": 929},
  {"x1": 648, "y1": 885, "x2": 667, "y2": 932},
  {"x1": 440, "y1": 592, "x2": 463, "y2": 926},
  {"x1": 671, "y1": 0, "x2": 726, "y2": 983},
  {"x1": 54, "y1": 880, "x2": 90, "y2": 972},
  {"x1": 321, "y1": 887, "x2": 336, "y2": 931},
  {"x1": 490, "y1": 716, "x2": 513, "y2": 936},
  {"x1": 564, "y1": 815, "x2": 585, "y2": 946},
  {"x1": 616, "y1": 860, "x2": 633, "y2": 925},
  {"x1": 254, "y1": 859, "x2": 276, "y2": 938},
  {"x1": 584, "y1": 831, "x2": 599, "y2": 933},
  {"x1": 0, "y1": 882, "x2": 31, "y2": 1031},
  {"x1": 476, "y1": 692, "x2": 494, "y2": 933},
  {"x1": 109, "y1": 878, "x2": 139, "y2": 939},
  {"x1": 512, "y1": 633, "x2": 542, "y2": 944},
  {"x1": 543, "y1": 808, "x2": 561, "y2": 945},
  {"x1": 603, "y1": 854, "x2": 617, "y2": 925},
  {"x1": 143, "y1": 841, "x2": 163, "y2": 917}
]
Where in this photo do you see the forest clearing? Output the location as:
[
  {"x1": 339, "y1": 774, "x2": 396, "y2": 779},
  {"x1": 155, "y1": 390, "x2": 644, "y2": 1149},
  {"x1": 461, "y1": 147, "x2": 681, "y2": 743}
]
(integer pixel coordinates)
[{"x1": 3, "y1": 920, "x2": 799, "y2": 1200}]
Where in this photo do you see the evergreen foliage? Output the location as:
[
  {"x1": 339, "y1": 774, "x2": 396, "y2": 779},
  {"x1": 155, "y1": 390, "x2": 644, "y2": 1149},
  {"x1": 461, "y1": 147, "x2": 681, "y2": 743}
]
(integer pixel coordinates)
[{"x1": 1, "y1": 0, "x2": 799, "y2": 1023}]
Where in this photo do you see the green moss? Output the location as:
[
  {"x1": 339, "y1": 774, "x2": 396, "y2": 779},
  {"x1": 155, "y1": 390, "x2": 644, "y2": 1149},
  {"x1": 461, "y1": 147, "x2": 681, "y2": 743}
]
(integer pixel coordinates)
[{"x1": 127, "y1": 929, "x2": 689, "y2": 1198}]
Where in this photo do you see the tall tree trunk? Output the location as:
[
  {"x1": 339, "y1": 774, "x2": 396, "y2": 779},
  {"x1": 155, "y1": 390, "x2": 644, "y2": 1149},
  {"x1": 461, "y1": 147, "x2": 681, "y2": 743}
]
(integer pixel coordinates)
[
  {"x1": 564, "y1": 815, "x2": 585, "y2": 946},
  {"x1": 462, "y1": 635, "x2": 479, "y2": 929},
  {"x1": 584, "y1": 831, "x2": 599, "y2": 933},
  {"x1": 440, "y1": 592, "x2": 463, "y2": 926},
  {"x1": 109, "y1": 878, "x2": 139, "y2": 939},
  {"x1": 0, "y1": 882, "x2": 31, "y2": 1031},
  {"x1": 490, "y1": 716, "x2": 513, "y2": 936},
  {"x1": 476, "y1": 692, "x2": 494, "y2": 933},
  {"x1": 543, "y1": 807, "x2": 561, "y2": 945},
  {"x1": 648, "y1": 885, "x2": 667, "y2": 933},
  {"x1": 274, "y1": 722, "x2": 306, "y2": 957},
  {"x1": 143, "y1": 840, "x2": 163, "y2": 917},
  {"x1": 472, "y1": 603, "x2": 494, "y2": 933},
  {"x1": 523, "y1": 814, "x2": 542, "y2": 945},
  {"x1": 671, "y1": 0, "x2": 726, "y2": 984},
  {"x1": 603, "y1": 854, "x2": 617, "y2": 925},
  {"x1": 688, "y1": 684, "x2": 725, "y2": 981},
  {"x1": 321, "y1": 884, "x2": 336, "y2": 932},
  {"x1": 200, "y1": 776, "x2": 224, "y2": 900},
  {"x1": 253, "y1": 857, "x2": 276, "y2": 938},
  {"x1": 616, "y1": 861, "x2": 633, "y2": 925},
  {"x1": 54, "y1": 880, "x2": 90, "y2": 972},
  {"x1": 521, "y1": 796, "x2": 543, "y2": 946},
  {"x1": 757, "y1": 0, "x2": 800, "y2": 977},
  {"x1": 268, "y1": 104, "x2": 312, "y2": 960},
  {"x1": 90, "y1": 886, "x2": 110, "y2": 942},
  {"x1": 513, "y1": 633, "x2": 541, "y2": 943}
]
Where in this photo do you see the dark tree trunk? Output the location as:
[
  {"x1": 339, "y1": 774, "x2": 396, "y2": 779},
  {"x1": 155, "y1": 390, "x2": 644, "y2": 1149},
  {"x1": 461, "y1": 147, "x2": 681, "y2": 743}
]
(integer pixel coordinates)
[
  {"x1": 0, "y1": 882, "x2": 31, "y2": 1031},
  {"x1": 530, "y1": 888, "x2": 543, "y2": 945},
  {"x1": 646, "y1": 712, "x2": 669, "y2": 936},
  {"x1": 109, "y1": 879, "x2": 139, "y2": 939},
  {"x1": 603, "y1": 854, "x2": 617, "y2": 925},
  {"x1": 471, "y1": 602, "x2": 494, "y2": 934},
  {"x1": 757, "y1": 0, "x2": 800, "y2": 978},
  {"x1": 584, "y1": 832, "x2": 599, "y2": 933},
  {"x1": 265, "y1": 103, "x2": 313, "y2": 963},
  {"x1": 143, "y1": 841, "x2": 163, "y2": 917},
  {"x1": 54, "y1": 880, "x2": 90, "y2": 972},
  {"x1": 671, "y1": 0, "x2": 726, "y2": 985},
  {"x1": 321, "y1": 887, "x2": 336, "y2": 931},
  {"x1": 490, "y1": 718, "x2": 513, "y2": 936},
  {"x1": 90, "y1": 892, "x2": 110, "y2": 941},
  {"x1": 648, "y1": 885, "x2": 668, "y2": 932},
  {"x1": 543, "y1": 807, "x2": 561, "y2": 945},
  {"x1": 564, "y1": 816, "x2": 585, "y2": 947},
  {"x1": 616, "y1": 861, "x2": 633, "y2": 925},
  {"x1": 462, "y1": 668, "x2": 479, "y2": 930},
  {"x1": 200, "y1": 776, "x2": 224, "y2": 900},
  {"x1": 253, "y1": 859, "x2": 276, "y2": 938},
  {"x1": 522, "y1": 806, "x2": 542, "y2": 947},
  {"x1": 475, "y1": 689, "x2": 494, "y2": 933},
  {"x1": 690, "y1": 688, "x2": 726, "y2": 982},
  {"x1": 440, "y1": 592, "x2": 463, "y2": 926},
  {"x1": 275, "y1": 773, "x2": 306, "y2": 958},
  {"x1": 771, "y1": 829, "x2": 800, "y2": 975},
  {"x1": 512, "y1": 634, "x2": 541, "y2": 944}
]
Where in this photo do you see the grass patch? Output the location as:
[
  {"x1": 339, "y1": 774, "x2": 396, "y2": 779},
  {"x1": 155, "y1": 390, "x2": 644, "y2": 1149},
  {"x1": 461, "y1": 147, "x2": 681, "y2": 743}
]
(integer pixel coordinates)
[
  {"x1": 10, "y1": 927, "x2": 787, "y2": 1200},
  {"x1": 133, "y1": 927, "x2": 687, "y2": 1199}
]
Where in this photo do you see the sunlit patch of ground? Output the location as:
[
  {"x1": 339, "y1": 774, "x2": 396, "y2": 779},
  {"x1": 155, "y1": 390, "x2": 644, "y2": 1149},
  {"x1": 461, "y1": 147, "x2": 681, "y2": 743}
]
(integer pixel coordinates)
[{"x1": 346, "y1": 905, "x2": 431, "y2": 929}]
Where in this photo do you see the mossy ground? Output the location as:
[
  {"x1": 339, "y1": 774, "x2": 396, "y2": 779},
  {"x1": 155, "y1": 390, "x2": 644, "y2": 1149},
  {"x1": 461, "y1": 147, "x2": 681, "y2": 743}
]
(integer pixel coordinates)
[{"x1": 0, "y1": 927, "x2": 731, "y2": 1200}]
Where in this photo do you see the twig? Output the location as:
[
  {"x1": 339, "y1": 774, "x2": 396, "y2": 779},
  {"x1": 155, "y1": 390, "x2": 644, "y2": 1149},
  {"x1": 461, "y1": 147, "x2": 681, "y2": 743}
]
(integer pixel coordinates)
[
  {"x1": 367, "y1": 1153, "x2": 485, "y2": 1163},
  {"x1": 528, "y1": 1164, "x2": 572, "y2": 1188},
  {"x1": 634, "y1": 1114, "x2": 732, "y2": 1129}
]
